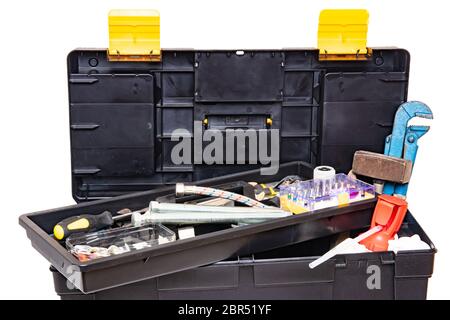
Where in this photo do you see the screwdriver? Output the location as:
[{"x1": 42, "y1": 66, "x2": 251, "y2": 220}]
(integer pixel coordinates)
[{"x1": 53, "y1": 208, "x2": 147, "y2": 241}]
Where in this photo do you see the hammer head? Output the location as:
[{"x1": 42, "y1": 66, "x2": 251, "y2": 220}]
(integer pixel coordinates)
[{"x1": 352, "y1": 151, "x2": 413, "y2": 184}]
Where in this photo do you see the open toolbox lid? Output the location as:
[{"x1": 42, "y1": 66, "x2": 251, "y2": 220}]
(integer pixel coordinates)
[{"x1": 69, "y1": 9, "x2": 410, "y2": 201}]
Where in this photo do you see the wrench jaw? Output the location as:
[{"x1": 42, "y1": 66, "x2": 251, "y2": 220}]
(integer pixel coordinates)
[
  {"x1": 386, "y1": 102, "x2": 433, "y2": 156},
  {"x1": 398, "y1": 101, "x2": 433, "y2": 121},
  {"x1": 406, "y1": 125, "x2": 430, "y2": 140},
  {"x1": 413, "y1": 112, "x2": 433, "y2": 120}
]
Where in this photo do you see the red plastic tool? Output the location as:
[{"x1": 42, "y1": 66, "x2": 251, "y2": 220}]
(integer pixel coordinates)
[{"x1": 359, "y1": 194, "x2": 408, "y2": 252}]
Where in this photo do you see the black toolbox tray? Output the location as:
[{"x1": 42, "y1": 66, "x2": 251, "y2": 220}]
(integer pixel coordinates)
[
  {"x1": 51, "y1": 213, "x2": 435, "y2": 300},
  {"x1": 21, "y1": 162, "x2": 380, "y2": 294},
  {"x1": 68, "y1": 48, "x2": 409, "y2": 201}
]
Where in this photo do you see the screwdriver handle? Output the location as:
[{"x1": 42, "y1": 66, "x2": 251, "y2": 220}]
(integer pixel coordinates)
[{"x1": 53, "y1": 211, "x2": 114, "y2": 241}]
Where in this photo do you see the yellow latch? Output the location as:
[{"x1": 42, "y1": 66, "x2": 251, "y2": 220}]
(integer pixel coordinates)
[
  {"x1": 318, "y1": 9, "x2": 370, "y2": 61},
  {"x1": 108, "y1": 9, "x2": 161, "y2": 62}
]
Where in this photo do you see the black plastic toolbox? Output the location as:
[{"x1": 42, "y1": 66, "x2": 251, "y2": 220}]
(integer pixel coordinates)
[
  {"x1": 51, "y1": 213, "x2": 434, "y2": 300},
  {"x1": 19, "y1": 47, "x2": 436, "y2": 299}
]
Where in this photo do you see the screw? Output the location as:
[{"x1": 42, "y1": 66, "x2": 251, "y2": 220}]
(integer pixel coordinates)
[
  {"x1": 88, "y1": 58, "x2": 98, "y2": 67},
  {"x1": 375, "y1": 56, "x2": 384, "y2": 66}
]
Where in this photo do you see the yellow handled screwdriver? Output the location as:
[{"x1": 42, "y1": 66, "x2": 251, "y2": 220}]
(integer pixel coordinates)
[{"x1": 53, "y1": 208, "x2": 147, "y2": 241}]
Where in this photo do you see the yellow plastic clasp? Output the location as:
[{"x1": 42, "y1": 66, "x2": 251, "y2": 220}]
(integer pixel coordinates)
[
  {"x1": 318, "y1": 9, "x2": 371, "y2": 61},
  {"x1": 108, "y1": 9, "x2": 161, "y2": 62}
]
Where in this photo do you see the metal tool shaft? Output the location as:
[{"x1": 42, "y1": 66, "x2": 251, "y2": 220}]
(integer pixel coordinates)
[{"x1": 131, "y1": 201, "x2": 290, "y2": 226}]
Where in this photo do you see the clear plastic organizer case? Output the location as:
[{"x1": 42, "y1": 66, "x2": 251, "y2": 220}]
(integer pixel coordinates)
[
  {"x1": 66, "y1": 223, "x2": 176, "y2": 262},
  {"x1": 279, "y1": 173, "x2": 376, "y2": 214}
]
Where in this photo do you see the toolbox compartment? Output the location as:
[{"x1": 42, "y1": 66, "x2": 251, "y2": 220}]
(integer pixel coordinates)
[
  {"x1": 20, "y1": 161, "x2": 436, "y2": 297},
  {"x1": 21, "y1": 162, "x2": 383, "y2": 294},
  {"x1": 51, "y1": 213, "x2": 435, "y2": 300}
]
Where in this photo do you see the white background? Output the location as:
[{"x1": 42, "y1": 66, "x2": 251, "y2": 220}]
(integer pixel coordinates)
[{"x1": 0, "y1": 0, "x2": 449, "y2": 299}]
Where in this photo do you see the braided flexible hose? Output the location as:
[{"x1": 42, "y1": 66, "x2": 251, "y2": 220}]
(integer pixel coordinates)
[{"x1": 175, "y1": 183, "x2": 271, "y2": 208}]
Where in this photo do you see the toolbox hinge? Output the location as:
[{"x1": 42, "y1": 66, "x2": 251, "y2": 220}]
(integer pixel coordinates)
[
  {"x1": 108, "y1": 9, "x2": 161, "y2": 62},
  {"x1": 318, "y1": 9, "x2": 371, "y2": 61}
]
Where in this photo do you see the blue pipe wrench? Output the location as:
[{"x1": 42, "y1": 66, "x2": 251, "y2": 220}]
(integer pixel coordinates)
[{"x1": 383, "y1": 101, "x2": 433, "y2": 197}]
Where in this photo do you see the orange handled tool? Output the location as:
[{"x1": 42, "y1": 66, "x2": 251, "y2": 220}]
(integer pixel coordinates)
[{"x1": 359, "y1": 194, "x2": 408, "y2": 252}]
